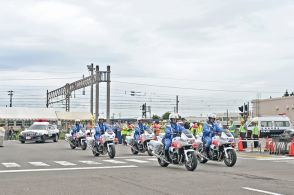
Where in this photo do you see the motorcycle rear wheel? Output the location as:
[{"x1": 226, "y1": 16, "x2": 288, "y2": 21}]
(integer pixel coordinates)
[
  {"x1": 224, "y1": 149, "x2": 237, "y2": 167},
  {"x1": 157, "y1": 157, "x2": 169, "y2": 167},
  {"x1": 131, "y1": 146, "x2": 139, "y2": 155},
  {"x1": 69, "y1": 144, "x2": 76, "y2": 150},
  {"x1": 197, "y1": 145, "x2": 208, "y2": 164},
  {"x1": 92, "y1": 149, "x2": 100, "y2": 157}
]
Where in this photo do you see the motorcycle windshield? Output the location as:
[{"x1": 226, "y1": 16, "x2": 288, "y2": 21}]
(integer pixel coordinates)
[
  {"x1": 145, "y1": 129, "x2": 153, "y2": 134},
  {"x1": 106, "y1": 130, "x2": 114, "y2": 134},
  {"x1": 182, "y1": 129, "x2": 194, "y2": 138},
  {"x1": 222, "y1": 130, "x2": 233, "y2": 137}
]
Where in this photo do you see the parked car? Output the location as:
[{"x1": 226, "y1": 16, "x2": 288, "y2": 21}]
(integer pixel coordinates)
[
  {"x1": 19, "y1": 121, "x2": 60, "y2": 144},
  {"x1": 246, "y1": 116, "x2": 292, "y2": 138}
]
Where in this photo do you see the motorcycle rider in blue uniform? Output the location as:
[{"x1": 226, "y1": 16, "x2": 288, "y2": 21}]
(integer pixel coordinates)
[
  {"x1": 202, "y1": 113, "x2": 223, "y2": 158},
  {"x1": 134, "y1": 117, "x2": 150, "y2": 143},
  {"x1": 71, "y1": 119, "x2": 83, "y2": 136},
  {"x1": 164, "y1": 113, "x2": 185, "y2": 161},
  {"x1": 94, "y1": 115, "x2": 109, "y2": 141}
]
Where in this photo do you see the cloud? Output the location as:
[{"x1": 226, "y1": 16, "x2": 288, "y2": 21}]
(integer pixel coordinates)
[{"x1": 0, "y1": 0, "x2": 294, "y2": 116}]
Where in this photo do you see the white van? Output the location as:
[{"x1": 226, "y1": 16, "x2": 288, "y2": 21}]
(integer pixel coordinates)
[{"x1": 246, "y1": 116, "x2": 292, "y2": 138}]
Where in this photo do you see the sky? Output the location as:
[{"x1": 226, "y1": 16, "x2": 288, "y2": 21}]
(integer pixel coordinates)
[{"x1": 0, "y1": 0, "x2": 294, "y2": 118}]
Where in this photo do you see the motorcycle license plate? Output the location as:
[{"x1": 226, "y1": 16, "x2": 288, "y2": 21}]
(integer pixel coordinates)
[{"x1": 26, "y1": 136, "x2": 31, "y2": 140}]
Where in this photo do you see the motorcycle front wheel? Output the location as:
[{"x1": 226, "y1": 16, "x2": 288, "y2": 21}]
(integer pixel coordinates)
[
  {"x1": 224, "y1": 149, "x2": 237, "y2": 167},
  {"x1": 185, "y1": 152, "x2": 198, "y2": 171},
  {"x1": 108, "y1": 145, "x2": 116, "y2": 159},
  {"x1": 147, "y1": 149, "x2": 153, "y2": 156},
  {"x1": 81, "y1": 141, "x2": 87, "y2": 150}
]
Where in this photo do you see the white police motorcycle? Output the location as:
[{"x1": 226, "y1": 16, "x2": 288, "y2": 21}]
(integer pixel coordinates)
[{"x1": 87, "y1": 129, "x2": 116, "y2": 158}]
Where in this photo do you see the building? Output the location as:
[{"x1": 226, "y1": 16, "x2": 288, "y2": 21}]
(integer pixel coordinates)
[
  {"x1": 252, "y1": 96, "x2": 294, "y2": 123},
  {"x1": 0, "y1": 107, "x2": 92, "y2": 131}
]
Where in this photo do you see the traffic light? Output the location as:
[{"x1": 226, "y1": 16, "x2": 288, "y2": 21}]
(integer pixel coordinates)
[
  {"x1": 238, "y1": 106, "x2": 244, "y2": 113},
  {"x1": 244, "y1": 104, "x2": 248, "y2": 113},
  {"x1": 239, "y1": 103, "x2": 249, "y2": 120}
]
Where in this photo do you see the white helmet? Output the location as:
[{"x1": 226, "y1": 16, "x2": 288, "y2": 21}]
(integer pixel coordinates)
[
  {"x1": 208, "y1": 113, "x2": 216, "y2": 119},
  {"x1": 169, "y1": 113, "x2": 179, "y2": 120},
  {"x1": 98, "y1": 115, "x2": 106, "y2": 121},
  {"x1": 137, "y1": 117, "x2": 143, "y2": 121},
  {"x1": 75, "y1": 119, "x2": 81, "y2": 122}
]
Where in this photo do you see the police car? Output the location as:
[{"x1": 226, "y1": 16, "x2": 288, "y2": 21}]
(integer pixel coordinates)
[{"x1": 19, "y1": 120, "x2": 60, "y2": 144}]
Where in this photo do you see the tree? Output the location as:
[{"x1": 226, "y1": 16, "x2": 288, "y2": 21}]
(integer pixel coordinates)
[
  {"x1": 162, "y1": 112, "x2": 171, "y2": 120},
  {"x1": 152, "y1": 114, "x2": 160, "y2": 120}
]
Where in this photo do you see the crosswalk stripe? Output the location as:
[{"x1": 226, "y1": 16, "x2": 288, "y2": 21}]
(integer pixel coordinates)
[
  {"x1": 2, "y1": 163, "x2": 21, "y2": 168},
  {"x1": 147, "y1": 158, "x2": 157, "y2": 161},
  {"x1": 79, "y1": 161, "x2": 102, "y2": 165},
  {"x1": 103, "y1": 160, "x2": 126, "y2": 164},
  {"x1": 29, "y1": 162, "x2": 50, "y2": 167},
  {"x1": 54, "y1": 161, "x2": 76, "y2": 166},
  {"x1": 125, "y1": 159, "x2": 149, "y2": 163}
]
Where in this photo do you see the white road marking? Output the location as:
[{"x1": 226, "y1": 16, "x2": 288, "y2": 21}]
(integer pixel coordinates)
[
  {"x1": 2, "y1": 163, "x2": 21, "y2": 168},
  {"x1": 29, "y1": 162, "x2": 50, "y2": 167},
  {"x1": 256, "y1": 157, "x2": 294, "y2": 161},
  {"x1": 0, "y1": 165, "x2": 138, "y2": 174},
  {"x1": 54, "y1": 161, "x2": 76, "y2": 166},
  {"x1": 79, "y1": 161, "x2": 102, "y2": 165},
  {"x1": 115, "y1": 156, "x2": 151, "y2": 159},
  {"x1": 103, "y1": 160, "x2": 126, "y2": 164},
  {"x1": 125, "y1": 159, "x2": 149, "y2": 163},
  {"x1": 242, "y1": 187, "x2": 283, "y2": 195}
]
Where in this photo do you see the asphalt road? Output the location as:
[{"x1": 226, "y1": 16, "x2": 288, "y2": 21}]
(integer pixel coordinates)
[{"x1": 0, "y1": 140, "x2": 293, "y2": 195}]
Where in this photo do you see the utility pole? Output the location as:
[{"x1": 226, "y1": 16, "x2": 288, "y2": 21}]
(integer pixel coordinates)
[
  {"x1": 148, "y1": 106, "x2": 151, "y2": 119},
  {"x1": 106, "y1": 65, "x2": 111, "y2": 123},
  {"x1": 82, "y1": 75, "x2": 85, "y2": 95},
  {"x1": 226, "y1": 109, "x2": 229, "y2": 127},
  {"x1": 95, "y1": 65, "x2": 99, "y2": 121},
  {"x1": 176, "y1": 95, "x2": 179, "y2": 114},
  {"x1": 88, "y1": 63, "x2": 94, "y2": 115},
  {"x1": 8, "y1": 90, "x2": 13, "y2": 107}
]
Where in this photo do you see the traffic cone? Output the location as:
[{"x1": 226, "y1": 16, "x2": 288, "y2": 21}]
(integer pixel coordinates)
[
  {"x1": 289, "y1": 138, "x2": 294, "y2": 157},
  {"x1": 238, "y1": 137, "x2": 244, "y2": 152},
  {"x1": 264, "y1": 136, "x2": 269, "y2": 151}
]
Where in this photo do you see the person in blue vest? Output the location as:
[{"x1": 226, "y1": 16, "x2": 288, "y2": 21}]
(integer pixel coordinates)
[
  {"x1": 71, "y1": 119, "x2": 83, "y2": 136},
  {"x1": 164, "y1": 113, "x2": 185, "y2": 161},
  {"x1": 94, "y1": 115, "x2": 109, "y2": 141},
  {"x1": 134, "y1": 117, "x2": 150, "y2": 142},
  {"x1": 202, "y1": 113, "x2": 223, "y2": 158}
]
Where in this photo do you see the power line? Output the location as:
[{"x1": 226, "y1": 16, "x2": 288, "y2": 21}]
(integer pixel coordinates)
[{"x1": 112, "y1": 81, "x2": 282, "y2": 94}]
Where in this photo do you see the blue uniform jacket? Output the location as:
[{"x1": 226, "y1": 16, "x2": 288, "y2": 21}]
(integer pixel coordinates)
[
  {"x1": 71, "y1": 124, "x2": 83, "y2": 135},
  {"x1": 94, "y1": 123, "x2": 109, "y2": 140},
  {"x1": 164, "y1": 123, "x2": 185, "y2": 140},
  {"x1": 202, "y1": 121, "x2": 223, "y2": 138},
  {"x1": 134, "y1": 123, "x2": 150, "y2": 138}
]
